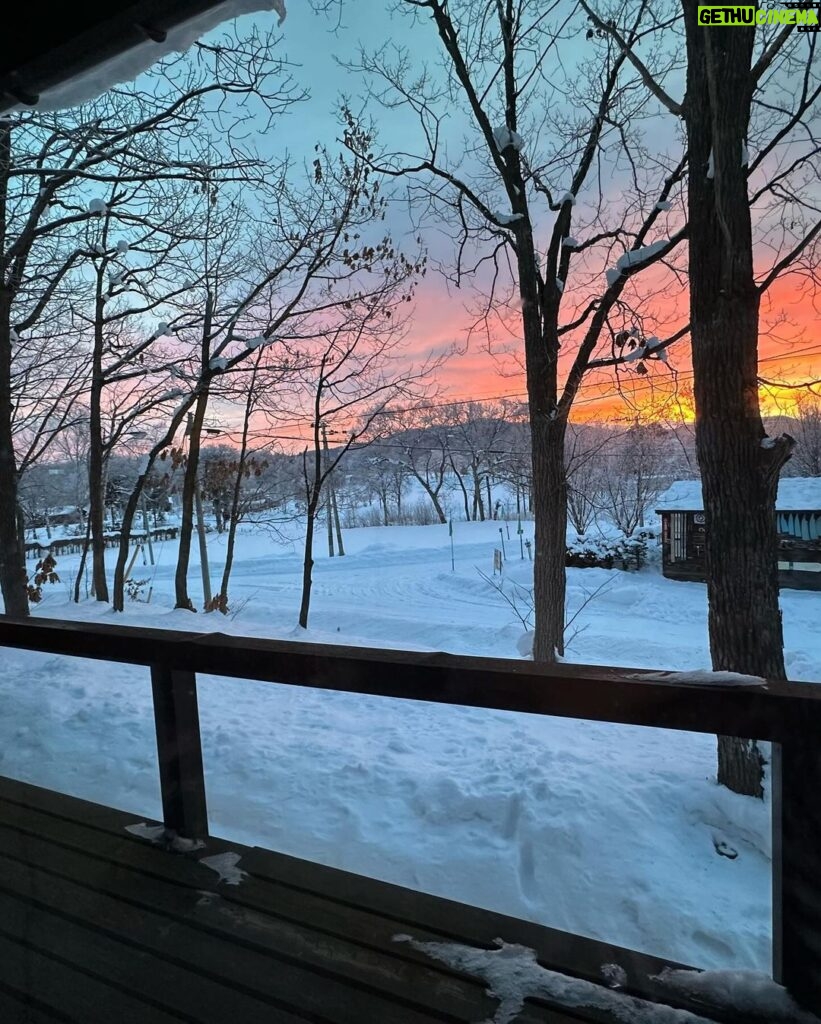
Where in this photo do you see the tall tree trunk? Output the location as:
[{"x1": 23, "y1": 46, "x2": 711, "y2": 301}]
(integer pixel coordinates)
[
  {"x1": 0, "y1": 126, "x2": 28, "y2": 618},
  {"x1": 175, "y1": 291, "x2": 213, "y2": 611},
  {"x1": 322, "y1": 428, "x2": 334, "y2": 556},
  {"x1": 516, "y1": 203, "x2": 566, "y2": 661},
  {"x1": 87, "y1": 379, "x2": 109, "y2": 603},
  {"x1": 682, "y1": 2, "x2": 793, "y2": 796},
  {"x1": 194, "y1": 480, "x2": 212, "y2": 607},
  {"x1": 113, "y1": 478, "x2": 145, "y2": 611},
  {"x1": 298, "y1": 497, "x2": 318, "y2": 629},
  {"x1": 175, "y1": 392, "x2": 209, "y2": 610},
  {"x1": 113, "y1": 402, "x2": 193, "y2": 611},
  {"x1": 472, "y1": 468, "x2": 485, "y2": 521},
  {"x1": 414, "y1": 474, "x2": 447, "y2": 524},
  {"x1": 531, "y1": 417, "x2": 567, "y2": 660},
  {"x1": 450, "y1": 458, "x2": 471, "y2": 521},
  {"x1": 87, "y1": 259, "x2": 110, "y2": 603},
  {"x1": 217, "y1": 374, "x2": 255, "y2": 613},
  {"x1": 0, "y1": 304, "x2": 26, "y2": 617},
  {"x1": 73, "y1": 512, "x2": 93, "y2": 603},
  {"x1": 332, "y1": 484, "x2": 344, "y2": 555}
]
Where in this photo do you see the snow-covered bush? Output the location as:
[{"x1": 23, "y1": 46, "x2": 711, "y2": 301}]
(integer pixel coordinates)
[{"x1": 566, "y1": 527, "x2": 658, "y2": 570}]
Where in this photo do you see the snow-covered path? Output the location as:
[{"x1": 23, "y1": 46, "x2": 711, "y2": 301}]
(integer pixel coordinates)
[{"x1": 3, "y1": 520, "x2": 819, "y2": 974}]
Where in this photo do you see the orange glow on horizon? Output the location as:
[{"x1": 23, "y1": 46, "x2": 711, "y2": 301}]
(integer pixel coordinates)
[{"x1": 402, "y1": 270, "x2": 819, "y2": 425}]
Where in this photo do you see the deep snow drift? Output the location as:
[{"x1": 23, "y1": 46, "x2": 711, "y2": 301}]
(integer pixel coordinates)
[{"x1": 4, "y1": 518, "x2": 819, "y2": 974}]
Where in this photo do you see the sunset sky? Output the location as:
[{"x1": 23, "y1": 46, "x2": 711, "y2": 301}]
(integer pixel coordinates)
[{"x1": 218, "y1": 4, "x2": 820, "y2": 430}]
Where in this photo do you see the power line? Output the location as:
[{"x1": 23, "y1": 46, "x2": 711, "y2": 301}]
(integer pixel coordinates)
[{"x1": 216, "y1": 339, "x2": 821, "y2": 444}]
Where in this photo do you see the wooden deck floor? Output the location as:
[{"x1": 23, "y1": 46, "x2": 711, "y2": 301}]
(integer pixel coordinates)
[{"x1": 0, "y1": 776, "x2": 747, "y2": 1023}]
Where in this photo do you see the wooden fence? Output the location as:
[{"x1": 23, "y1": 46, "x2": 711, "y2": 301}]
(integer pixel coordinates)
[{"x1": 25, "y1": 527, "x2": 179, "y2": 558}]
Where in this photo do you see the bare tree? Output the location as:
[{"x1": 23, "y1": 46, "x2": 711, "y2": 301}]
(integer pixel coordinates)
[
  {"x1": 208, "y1": 354, "x2": 279, "y2": 612},
  {"x1": 599, "y1": 420, "x2": 672, "y2": 534},
  {"x1": 345, "y1": 0, "x2": 688, "y2": 658},
  {"x1": 0, "y1": 27, "x2": 296, "y2": 616},
  {"x1": 790, "y1": 391, "x2": 821, "y2": 477},
  {"x1": 565, "y1": 423, "x2": 608, "y2": 535},
  {"x1": 585, "y1": 1, "x2": 820, "y2": 795},
  {"x1": 391, "y1": 410, "x2": 455, "y2": 524},
  {"x1": 447, "y1": 402, "x2": 513, "y2": 521},
  {"x1": 281, "y1": 294, "x2": 436, "y2": 630}
]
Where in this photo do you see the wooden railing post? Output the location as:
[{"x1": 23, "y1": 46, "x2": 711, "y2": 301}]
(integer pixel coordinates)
[
  {"x1": 772, "y1": 731, "x2": 821, "y2": 1014},
  {"x1": 150, "y1": 665, "x2": 209, "y2": 840}
]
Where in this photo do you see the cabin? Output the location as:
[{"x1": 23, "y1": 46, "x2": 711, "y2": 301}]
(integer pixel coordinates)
[{"x1": 657, "y1": 478, "x2": 821, "y2": 589}]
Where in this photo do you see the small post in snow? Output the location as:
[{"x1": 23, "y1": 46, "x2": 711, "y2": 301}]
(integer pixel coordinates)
[
  {"x1": 449, "y1": 519, "x2": 455, "y2": 572},
  {"x1": 517, "y1": 516, "x2": 524, "y2": 559},
  {"x1": 499, "y1": 527, "x2": 506, "y2": 561}
]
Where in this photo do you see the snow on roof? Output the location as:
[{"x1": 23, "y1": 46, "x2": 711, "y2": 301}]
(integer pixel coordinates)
[
  {"x1": 656, "y1": 477, "x2": 821, "y2": 512},
  {"x1": 34, "y1": 1, "x2": 286, "y2": 112}
]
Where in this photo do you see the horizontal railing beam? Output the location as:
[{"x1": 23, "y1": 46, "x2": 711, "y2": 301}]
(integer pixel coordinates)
[{"x1": 1, "y1": 616, "x2": 819, "y2": 742}]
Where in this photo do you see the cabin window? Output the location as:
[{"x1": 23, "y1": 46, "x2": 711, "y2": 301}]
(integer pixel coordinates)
[{"x1": 670, "y1": 513, "x2": 687, "y2": 562}]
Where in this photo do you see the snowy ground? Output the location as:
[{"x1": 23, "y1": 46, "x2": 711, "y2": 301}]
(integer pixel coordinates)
[{"x1": 4, "y1": 519, "x2": 820, "y2": 975}]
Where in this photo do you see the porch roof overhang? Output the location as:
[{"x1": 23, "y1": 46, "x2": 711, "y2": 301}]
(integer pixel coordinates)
[{"x1": 0, "y1": 0, "x2": 283, "y2": 113}]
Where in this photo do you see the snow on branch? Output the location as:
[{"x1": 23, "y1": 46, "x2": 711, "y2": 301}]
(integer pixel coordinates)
[
  {"x1": 493, "y1": 211, "x2": 524, "y2": 226},
  {"x1": 492, "y1": 125, "x2": 524, "y2": 153},
  {"x1": 615, "y1": 239, "x2": 670, "y2": 272},
  {"x1": 605, "y1": 238, "x2": 676, "y2": 287}
]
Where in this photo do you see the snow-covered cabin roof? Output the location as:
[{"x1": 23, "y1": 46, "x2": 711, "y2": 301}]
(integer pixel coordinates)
[{"x1": 656, "y1": 478, "x2": 821, "y2": 513}]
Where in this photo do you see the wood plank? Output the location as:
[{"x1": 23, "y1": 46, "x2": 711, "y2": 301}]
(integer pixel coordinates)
[
  {"x1": 0, "y1": 986, "x2": 66, "y2": 1024},
  {"x1": 0, "y1": 778, "x2": 721, "y2": 1020},
  {"x1": 0, "y1": 790, "x2": 595, "y2": 1022},
  {"x1": 0, "y1": 786, "x2": 723, "y2": 1024},
  {"x1": 0, "y1": 931, "x2": 184, "y2": 1024},
  {"x1": 0, "y1": 792, "x2": 659, "y2": 1024},
  {"x1": 242, "y1": 845, "x2": 686, "y2": 993},
  {"x1": 0, "y1": 834, "x2": 462, "y2": 1024},
  {"x1": 2, "y1": 616, "x2": 819, "y2": 741},
  {"x1": 0, "y1": 888, "x2": 309, "y2": 1024},
  {"x1": 0, "y1": 781, "x2": 680, "y2": 993},
  {"x1": 0, "y1": 780, "x2": 725, "y2": 1024}
]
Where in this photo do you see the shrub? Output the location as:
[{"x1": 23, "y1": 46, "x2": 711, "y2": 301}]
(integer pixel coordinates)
[{"x1": 566, "y1": 527, "x2": 658, "y2": 570}]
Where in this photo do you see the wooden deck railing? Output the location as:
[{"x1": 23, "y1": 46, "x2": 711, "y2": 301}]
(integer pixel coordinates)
[{"x1": 0, "y1": 616, "x2": 819, "y2": 1015}]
